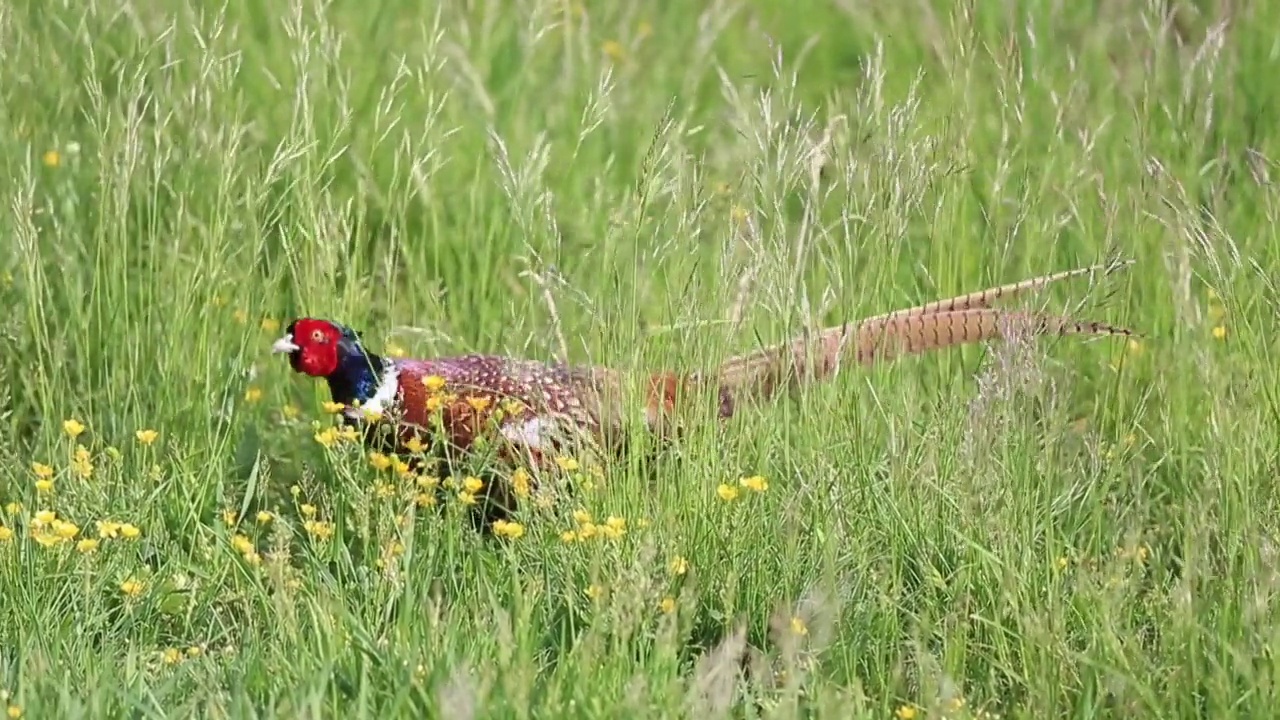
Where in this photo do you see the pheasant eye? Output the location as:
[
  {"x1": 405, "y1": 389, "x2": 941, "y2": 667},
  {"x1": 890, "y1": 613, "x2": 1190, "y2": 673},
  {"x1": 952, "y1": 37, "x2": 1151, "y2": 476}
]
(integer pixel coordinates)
[{"x1": 310, "y1": 329, "x2": 327, "y2": 343}]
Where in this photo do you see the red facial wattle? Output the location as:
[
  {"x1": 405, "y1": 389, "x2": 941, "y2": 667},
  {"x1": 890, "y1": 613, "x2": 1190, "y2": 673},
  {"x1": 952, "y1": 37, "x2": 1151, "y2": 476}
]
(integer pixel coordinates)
[{"x1": 272, "y1": 318, "x2": 343, "y2": 377}]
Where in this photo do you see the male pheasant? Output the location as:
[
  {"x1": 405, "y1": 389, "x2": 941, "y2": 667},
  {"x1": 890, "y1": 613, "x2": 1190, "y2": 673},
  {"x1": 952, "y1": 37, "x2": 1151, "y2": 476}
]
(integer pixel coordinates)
[{"x1": 272, "y1": 262, "x2": 1135, "y2": 523}]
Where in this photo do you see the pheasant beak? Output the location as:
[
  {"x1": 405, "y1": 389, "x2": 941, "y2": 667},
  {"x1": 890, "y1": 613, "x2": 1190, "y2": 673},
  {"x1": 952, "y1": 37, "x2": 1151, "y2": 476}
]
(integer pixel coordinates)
[{"x1": 271, "y1": 334, "x2": 301, "y2": 354}]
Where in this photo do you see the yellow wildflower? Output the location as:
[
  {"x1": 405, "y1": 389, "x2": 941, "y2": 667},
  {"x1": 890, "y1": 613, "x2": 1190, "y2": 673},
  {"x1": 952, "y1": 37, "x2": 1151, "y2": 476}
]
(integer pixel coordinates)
[
  {"x1": 1212, "y1": 325, "x2": 1227, "y2": 340},
  {"x1": 300, "y1": 503, "x2": 317, "y2": 517},
  {"x1": 63, "y1": 418, "x2": 85, "y2": 438},
  {"x1": 31, "y1": 462, "x2": 54, "y2": 479},
  {"x1": 6, "y1": 704, "x2": 21, "y2": 719},
  {"x1": 4, "y1": 502, "x2": 22, "y2": 515},
  {"x1": 415, "y1": 493, "x2": 437, "y2": 508},
  {"x1": 52, "y1": 520, "x2": 78, "y2": 539},
  {"x1": 422, "y1": 375, "x2": 446, "y2": 392},
  {"x1": 605, "y1": 516, "x2": 626, "y2": 533},
  {"x1": 120, "y1": 578, "x2": 145, "y2": 597},
  {"x1": 601, "y1": 39, "x2": 625, "y2": 61},
  {"x1": 669, "y1": 556, "x2": 689, "y2": 575},
  {"x1": 555, "y1": 456, "x2": 579, "y2": 472},
  {"x1": 162, "y1": 647, "x2": 183, "y2": 665},
  {"x1": 501, "y1": 399, "x2": 525, "y2": 416},
  {"x1": 789, "y1": 616, "x2": 808, "y2": 636},
  {"x1": 282, "y1": 403, "x2": 301, "y2": 420},
  {"x1": 304, "y1": 520, "x2": 334, "y2": 540},
  {"x1": 220, "y1": 509, "x2": 237, "y2": 526},
  {"x1": 511, "y1": 468, "x2": 532, "y2": 498},
  {"x1": 577, "y1": 522, "x2": 598, "y2": 540},
  {"x1": 492, "y1": 520, "x2": 525, "y2": 539},
  {"x1": 368, "y1": 452, "x2": 392, "y2": 471},
  {"x1": 895, "y1": 705, "x2": 917, "y2": 720},
  {"x1": 135, "y1": 429, "x2": 159, "y2": 445},
  {"x1": 463, "y1": 476, "x2": 485, "y2": 494},
  {"x1": 231, "y1": 534, "x2": 254, "y2": 555},
  {"x1": 739, "y1": 475, "x2": 768, "y2": 493},
  {"x1": 572, "y1": 509, "x2": 593, "y2": 525},
  {"x1": 314, "y1": 427, "x2": 339, "y2": 448},
  {"x1": 416, "y1": 476, "x2": 440, "y2": 490},
  {"x1": 0, "y1": 527, "x2": 12, "y2": 542},
  {"x1": 716, "y1": 483, "x2": 739, "y2": 501},
  {"x1": 71, "y1": 445, "x2": 93, "y2": 479},
  {"x1": 560, "y1": 530, "x2": 578, "y2": 543},
  {"x1": 76, "y1": 538, "x2": 100, "y2": 553},
  {"x1": 585, "y1": 584, "x2": 603, "y2": 600},
  {"x1": 659, "y1": 597, "x2": 676, "y2": 614},
  {"x1": 33, "y1": 510, "x2": 56, "y2": 526},
  {"x1": 244, "y1": 387, "x2": 263, "y2": 403},
  {"x1": 391, "y1": 457, "x2": 411, "y2": 477},
  {"x1": 256, "y1": 511, "x2": 273, "y2": 524},
  {"x1": 457, "y1": 492, "x2": 478, "y2": 506},
  {"x1": 466, "y1": 396, "x2": 491, "y2": 413},
  {"x1": 34, "y1": 479, "x2": 53, "y2": 494},
  {"x1": 337, "y1": 426, "x2": 359, "y2": 442},
  {"x1": 404, "y1": 437, "x2": 426, "y2": 454},
  {"x1": 321, "y1": 401, "x2": 345, "y2": 414}
]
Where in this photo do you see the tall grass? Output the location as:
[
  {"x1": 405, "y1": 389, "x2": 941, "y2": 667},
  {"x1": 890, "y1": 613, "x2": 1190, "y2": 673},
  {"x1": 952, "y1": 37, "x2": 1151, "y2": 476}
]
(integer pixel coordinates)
[{"x1": 1, "y1": 0, "x2": 1278, "y2": 716}]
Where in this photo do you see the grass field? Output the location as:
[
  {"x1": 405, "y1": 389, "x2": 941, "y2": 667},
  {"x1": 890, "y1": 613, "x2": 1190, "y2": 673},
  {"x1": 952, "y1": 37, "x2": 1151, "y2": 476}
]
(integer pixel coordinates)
[{"x1": 2, "y1": 0, "x2": 1279, "y2": 716}]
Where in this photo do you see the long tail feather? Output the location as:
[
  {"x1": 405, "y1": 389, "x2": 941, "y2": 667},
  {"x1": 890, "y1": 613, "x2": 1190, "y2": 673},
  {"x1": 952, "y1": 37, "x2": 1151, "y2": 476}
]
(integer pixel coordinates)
[
  {"x1": 860, "y1": 259, "x2": 1133, "y2": 322},
  {"x1": 705, "y1": 264, "x2": 1136, "y2": 416}
]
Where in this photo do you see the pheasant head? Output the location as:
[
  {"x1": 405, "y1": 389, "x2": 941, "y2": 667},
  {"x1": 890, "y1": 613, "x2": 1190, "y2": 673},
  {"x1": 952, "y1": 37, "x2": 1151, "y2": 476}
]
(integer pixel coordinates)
[{"x1": 272, "y1": 318, "x2": 392, "y2": 409}]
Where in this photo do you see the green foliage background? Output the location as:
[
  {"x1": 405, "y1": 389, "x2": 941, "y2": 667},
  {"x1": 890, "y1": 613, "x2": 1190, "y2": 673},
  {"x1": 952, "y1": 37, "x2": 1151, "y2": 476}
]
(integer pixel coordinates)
[{"x1": 1, "y1": 0, "x2": 1278, "y2": 717}]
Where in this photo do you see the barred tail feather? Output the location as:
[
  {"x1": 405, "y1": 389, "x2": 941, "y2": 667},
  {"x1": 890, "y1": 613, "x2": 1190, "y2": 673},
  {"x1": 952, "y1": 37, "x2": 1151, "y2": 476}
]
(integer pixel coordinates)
[
  {"x1": 711, "y1": 308, "x2": 1135, "y2": 422},
  {"x1": 859, "y1": 259, "x2": 1133, "y2": 322},
  {"x1": 637, "y1": 263, "x2": 1135, "y2": 432}
]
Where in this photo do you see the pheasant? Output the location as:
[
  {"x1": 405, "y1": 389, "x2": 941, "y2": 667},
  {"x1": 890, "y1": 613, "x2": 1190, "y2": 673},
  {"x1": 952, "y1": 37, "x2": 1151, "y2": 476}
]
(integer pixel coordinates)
[{"x1": 272, "y1": 262, "x2": 1135, "y2": 524}]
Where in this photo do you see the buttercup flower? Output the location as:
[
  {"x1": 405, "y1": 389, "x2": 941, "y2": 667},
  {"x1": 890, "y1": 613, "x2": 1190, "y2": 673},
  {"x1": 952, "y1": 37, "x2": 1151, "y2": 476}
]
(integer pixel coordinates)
[
  {"x1": 63, "y1": 418, "x2": 85, "y2": 438},
  {"x1": 789, "y1": 616, "x2": 808, "y2": 635},
  {"x1": 492, "y1": 520, "x2": 525, "y2": 539},
  {"x1": 120, "y1": 578, "x2": 145, "y2": 597}
]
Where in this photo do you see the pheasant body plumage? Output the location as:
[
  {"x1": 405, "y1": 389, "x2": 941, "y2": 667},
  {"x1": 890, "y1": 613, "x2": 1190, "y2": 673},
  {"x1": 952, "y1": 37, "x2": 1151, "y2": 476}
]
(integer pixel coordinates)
[{"x1": 273, "y1": 262, "x2": 1138, "y2": 523}]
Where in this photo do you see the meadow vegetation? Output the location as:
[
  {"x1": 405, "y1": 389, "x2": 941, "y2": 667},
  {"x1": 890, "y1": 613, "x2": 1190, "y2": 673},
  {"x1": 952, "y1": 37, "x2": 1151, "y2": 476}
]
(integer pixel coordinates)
[{"x1": 1, "y1": 0, "x2": 1279, "y2": 716}]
